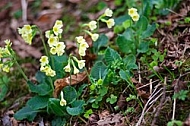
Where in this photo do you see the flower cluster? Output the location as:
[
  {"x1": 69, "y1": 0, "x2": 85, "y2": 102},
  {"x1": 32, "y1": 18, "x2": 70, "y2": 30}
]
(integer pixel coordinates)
[
  {"x1": 39, "y1": 56, "x2": 56, "y2": 77},
  {"x1": 64, "y1": 56, "x2": 85, "y2": 74},
  {"x1": 76, "y1": 36, "x2": 89, "y2": 56},
  {"x1": 100, "y1": 8, "x2": 115, "y2": 28},
  {"x1": 128, "y1": 8, "x2": 140, "y2": 21},
  {"x1": 0, "y1": 40, "x2": 13, "y2": 73},
  {"x1": 18, "y1": 25, "x2": 34, "y2": 45},
  {"x1": 46, "y1": 20, "x2": 66, "y2": 56}
]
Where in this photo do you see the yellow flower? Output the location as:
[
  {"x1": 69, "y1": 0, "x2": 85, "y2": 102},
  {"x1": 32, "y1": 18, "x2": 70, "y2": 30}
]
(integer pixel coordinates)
[
  {"x1": 18, "y1": 25, "x2": 32, "y2": 35},
  {"x1": 90, "y1": 33, "x2": 99, "y2": 41},
  {"x1": 45, "y1": 30, "x2": 51, "y2": 38},
  {"x1": 88, "y1": 21, "x2": 97, "y2": 31},
  {"x1": 78, "y1": 47, "x2": 86, "y2": 56},
  {"x1": 0, "y1": 63, "x2": 3, "y2": 69},
  {"x1": 73, "y1": 64, "x2": 79, "y2": 74},
  {"x1": 131, "y1": 13, "x2": 140, "y2": 21},
  {"x1": 2, "y1": 65, "x2": 10, "y2": 72},
  {"x1": 64, "y1": 63, "x2": 71, "y2": 72},
  {"x1": 40, "y1": 56, "x2": 49, "y2": 66},
  {"x1": 77, "y1": 60, "x2": 85, "y2": 69},
  {"x1": 54, "y1": 20, "x2": 63, "y2": 28},
  {"x1": 76, "y1": 36, "x2": 85, "y2": 44},
  {"x1": 55, "y1": 42, "x2": 65, "y2": 56},
  {"x1": 46, "y1": 69, "x2": 56, "y2": 77},
  {"x1": 22, "y1": 33, "x2": 33, "y2": 45},
  {"x1": 60, "y1": 91, "x2": 67, "y2": 106},
  {"x1": 104, "y1": 8, "x2": 113, "y2": 17},
  {"x1": 50, "y1": 47, "x2": 57, "y2": 55},
  {"x1": 128, "y1": 8, "x2": 137, "y2": 17},
  {"x1": 48, "y1": 36, "x2": 58, "y2": 47},
  {"x1": 106, "y1": 19, "x2": 115, "y2": 28},
  {"x1": 80, "y1": 41, "x2": 89, "y2": 49},
  {"x1": 53, "y1": 26, "x2": 63, "y2": 36}
]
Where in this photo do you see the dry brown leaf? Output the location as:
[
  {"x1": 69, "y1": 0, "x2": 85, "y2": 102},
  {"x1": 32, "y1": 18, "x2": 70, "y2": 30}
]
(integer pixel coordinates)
[{"x1": 54, "y1": 71, "x2": 88, "y2": 97}]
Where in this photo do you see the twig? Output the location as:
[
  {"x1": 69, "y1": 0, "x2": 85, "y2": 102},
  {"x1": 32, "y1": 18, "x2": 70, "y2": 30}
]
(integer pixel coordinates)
[
  {"x1": 78, "y1": 116, "x2": 87, "y2": 124},
  {"x1": 21, "y1": 0, "x2": 28, "y2": 23},
  {"x1": 151, "y1": 77, "x2": 166, "y2": 126},
  {"x1": 150, "y1": 79, "x2": 152, "y2": 94},
  {"x1": 138, "y1": 62, "x2": 141, "y2": 83},
  {"x1": 137, "y1": 79, "x2": 159, "y2": 90},
  {"x1": 172, "y1": 98, "x2": 176, "y2": 120}
]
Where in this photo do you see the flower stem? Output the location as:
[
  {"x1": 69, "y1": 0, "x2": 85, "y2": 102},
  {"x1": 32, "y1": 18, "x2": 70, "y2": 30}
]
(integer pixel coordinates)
[
  {"x1": 14, "y1": 58, "x2": 28, "y2": 81},
  {"x1": 38, "y1": 28, "x2": 49, "y2": 57}
]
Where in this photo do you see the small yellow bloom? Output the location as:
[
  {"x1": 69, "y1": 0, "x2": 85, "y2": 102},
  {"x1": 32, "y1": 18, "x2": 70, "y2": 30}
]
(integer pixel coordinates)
[
  {"x1": 50, "y1": 47, "x2": 57, "y2": 55},
  {"x1": 80, "y1": 41, "x2": 89, "y2": 49},
  {"x1": 91, "y1": 33, "x2": 99, "y2": 41},
  {"x1": 54, "y1": 20, "x2": 63, "y2": 28},
  {"x1": 128, "y1": 8, "x2": 137, "y2": 17},
  {"x1": 18, "y1": 25, "x2": 32, "y2": 35},
  {"x1": 40, "y1": 56, "x2": 49, "y2": 66},
  {"x1": 46, "y1": 69, "x2": 56, "y2": 77},
  {"x1": 60, "y1": 91, "x2": 67, "y2": 106},
  {"x1": 76, "y1": 36, "x2": 85, "y2": 44},
  {"x1": 73, "y1": 65, "x2": 79, "y2": 74},
  {"x1": 104, "y1": 8, "x2": 113, "y2": 17},
  {"x1": 48, "y1": 36, "x2": 58, "y2": 47},
  {"x1": 78, "y1": 47, "x2": 86, "y2": 56},
  {"x1": 88, "y1": 21, "x2": 97, "y2": 31},
  {"x1": 45, "y1": 30, "x2": 51, "y2": 38},
  {"x1": 131, "y1": 13, "x2": 140, "y2": 21},
  {"x1": 53, "y1": 26, "x2": 63, "y2": 36},
  {"x1": 2, "y1": 65, "x2": 10, "y2": 72},
  {"x1": 77, "y1": 60, "x2": 85, "y2": 69},
  {"x1": 0, "y1": 63, "x2": 3, "y2": 69},
  {"x1": 106, "y1": 19, "x2": 115, "y2": 28},
  {"x1": 64, "y1": 63, "x2": 71, "y2": 72},
  {"x1": 22, "y1": 33, "x2": 33, "y2": 45}
]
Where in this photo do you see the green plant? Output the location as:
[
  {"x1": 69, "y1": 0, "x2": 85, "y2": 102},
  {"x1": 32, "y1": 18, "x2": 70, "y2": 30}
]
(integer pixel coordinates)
[
  {"x1": 167, "y1": 120, "x2": 183, "y2": 126},
  {"x1": 173, "y1": 90, "x2": 189, "y2": 101}
]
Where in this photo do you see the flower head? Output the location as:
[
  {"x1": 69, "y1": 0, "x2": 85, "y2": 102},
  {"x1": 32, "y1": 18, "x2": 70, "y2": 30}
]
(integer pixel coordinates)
[
  {"x1": 53, "y1": 26, "x2": 63, "y2": 36},
  {"x1": 78, "y1": 47, "x2": 86, "y2": 56},
  {"x1": 106, "y1": 19, "x2": 115, "y2": 28},
  {"x1": 80, "y1": 41, "x2": 89, "y2": 49},
  {"x1": 77, "y1": 60, "x2": 85, "y2": 69},
  {"x1": 131, "y1": 13, "x2": 140, "y2": 22},
  {"x1": 73, "y1": 65, "x2": 79, "y2": 74},
  {"x1": 128, "y1": 8, "x2": 137, "y2": 17},
  {"x1": 60, "y1": 91, "x2": 67, "y2": 106},
  {"x1": 18, "y1": 25, "x2": 33, "y2": 45},
  {"x1": 54, "y1": 20, "x2": 63, "y2": 28},
  {"x1": 48, "y1": 36, "x2": 58, "y2": 47},
  {"x1": 104, "y1": 8, "x2": 113, "y2": 17},
  {"x1": 45, "y1": 30, "x2": 51, "y2": 38},
  {"x1": 76, "y1": 36, "x2": 85, "y2": 44},
  {"x1": 40, "y1": 56, "x2": 49, "y2": 66},
  {"x1": 88, "y1": 21, "x2": 97, "y2": 31},
  {"x1": 2, "y1": 65, "x2": 10, "y2": 72},
  {"x1": 91, "y1": 33, "x2": 99, "y2": 41},
  {"x1": 64, "y1": 63, "x2": 71, "y2": 73}
]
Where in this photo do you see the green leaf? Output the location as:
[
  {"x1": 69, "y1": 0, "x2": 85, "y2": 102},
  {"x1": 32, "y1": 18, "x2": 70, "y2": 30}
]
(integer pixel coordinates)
[
  {"x1": 137, "y1": 41, "x2": 149, "y2": 53},
  {"x1": 116, "y1": 35, "x2": 135, "y2": 54},
  {"x1": 93, "y1": 34, "x2": 108, "y2": 52},
  {"x1": 27, "y1": 96, "x2": 49, "y2": 110},
  {"x1": 47, "y1": 98, "x2": 67, "y2": 116},
  {"x1": 50, "y1": 55, "x2": 68, "y2": 78},
  {"x1": 84, "y1": 109, "x2": 93, "y2": 119},
  {"x1": 172, "y1": 90, "x2": 188, "y2": 101},
  {"x1": 77, "y1": 84, "x2": 88, "y2": 97},
  {"x1": 90, "y1": 61, "x2": 107, "y2": 80},
  {"x1": 35, "y1": 71, "x2": 46, "y2": 83},
  {"x1": 66, "y1": 100, "x2": 85, "y2": 116},
  {"x1": 14, "y1": 106, "x2": 37, "y2": 121},
  {"x1": 106, "y1": 94, "x2": 117, "y2": 104},
  {"x1": 119, "y1": 69, "x2": 134, "y2": 88},
  {"x1": 27, "y1": 81, "x2": 52, "y2": 96},
  {"x1": 122, "y1": 19, "x2": 132, "y2": 29},
  {"x1": 141, "y1": 23, "x2": 156, "y2": 39},
  {"x1": 105, "y1": 47, "x2": 122, "y2": 64},
  {"x1": 92, "y1": 103, "x2": 99, "y2": 108},
  {"x1": 98, "y1": 86, "x2": 108, "y2": 96},
  {"x1": 0, "y1": 84, "x2": 8, "y2": 101},
  {"x1": 52, "y1": 117, "x2": 66, "y2": 126},
  {"x1": 135, "y1": 16, "x2": 149, "y2": 34},
  {"x1": 63, "y1": 86, "x2": 77, "y2": 104},
  {"x1": 114, "y1": 25, "x2": 124, "y2": 34},
  {"x1": 123, "y1": 54, "x2": 138, "y2": 70}
]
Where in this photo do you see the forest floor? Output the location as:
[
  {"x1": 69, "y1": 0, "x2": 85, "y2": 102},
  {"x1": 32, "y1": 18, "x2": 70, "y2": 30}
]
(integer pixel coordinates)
[{"x1": 0, "y1": 0, "x2": 190, "y2": 126}]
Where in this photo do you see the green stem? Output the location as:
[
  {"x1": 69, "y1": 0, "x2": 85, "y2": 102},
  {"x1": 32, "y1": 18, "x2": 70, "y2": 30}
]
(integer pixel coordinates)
[
  {"x1": 48, "y1": 77, "x2": 54, "y2": 90},
  {"x1": 14, "y1": 58, "x2": 28, "y2": 81},
  {"x1": 38, "y1": 28, "x2": 49, "y2": 57}
]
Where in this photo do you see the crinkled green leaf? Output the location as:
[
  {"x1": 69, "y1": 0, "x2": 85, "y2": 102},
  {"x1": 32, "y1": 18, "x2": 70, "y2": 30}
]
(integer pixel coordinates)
[
  {"x1": 141, "y1": 23, "x2": 156, "y2": 39},
  {"x1": 51, "y1": 117, "x2": 66, "y2": 126},
  {"x1": 93, "y1": 34, "x2": 108, "y2": 52},
  {"x1": 119, "y1": 69, "x2": 134, "y2": 88},
  {"x1": 123, "y1": 54, "x2": 138, "y2": 70},
  {"x1": 47, "y1": 98, "x2": 67, "y2": 116},
  {"x1": 63, "y1": 86, "x2": 77, "y2": 104},
  {"x1": 14, "y1": 106, "x2": 37, "y2": 121},
  {"x1": 105, "y1": 47, "x2": 122, "y2": 64},
  {"x1": 90, "y1": 61, "x2": 107, "y2": 80},
  {"x1": 27, "y1": 81, "x2": 52, "y2": 96},
  {"x1": 137, "y1": 41, "x2": 149, "y2": 53},
  {"x1": 135, "y1": 16, "x2": 149, "y2": 34},
  {"x1": 0, "y1": 84, "x2": 8, "y2": 101},
  {"x1": 27, "y1": 96, "x2": 49, "y2": 110},
  {"x1": 66, "y1": 100, "x2": 85, "y2": 116},
  {"x1": 116, "y1": 35, "x2": 135, "y2": 54}
]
